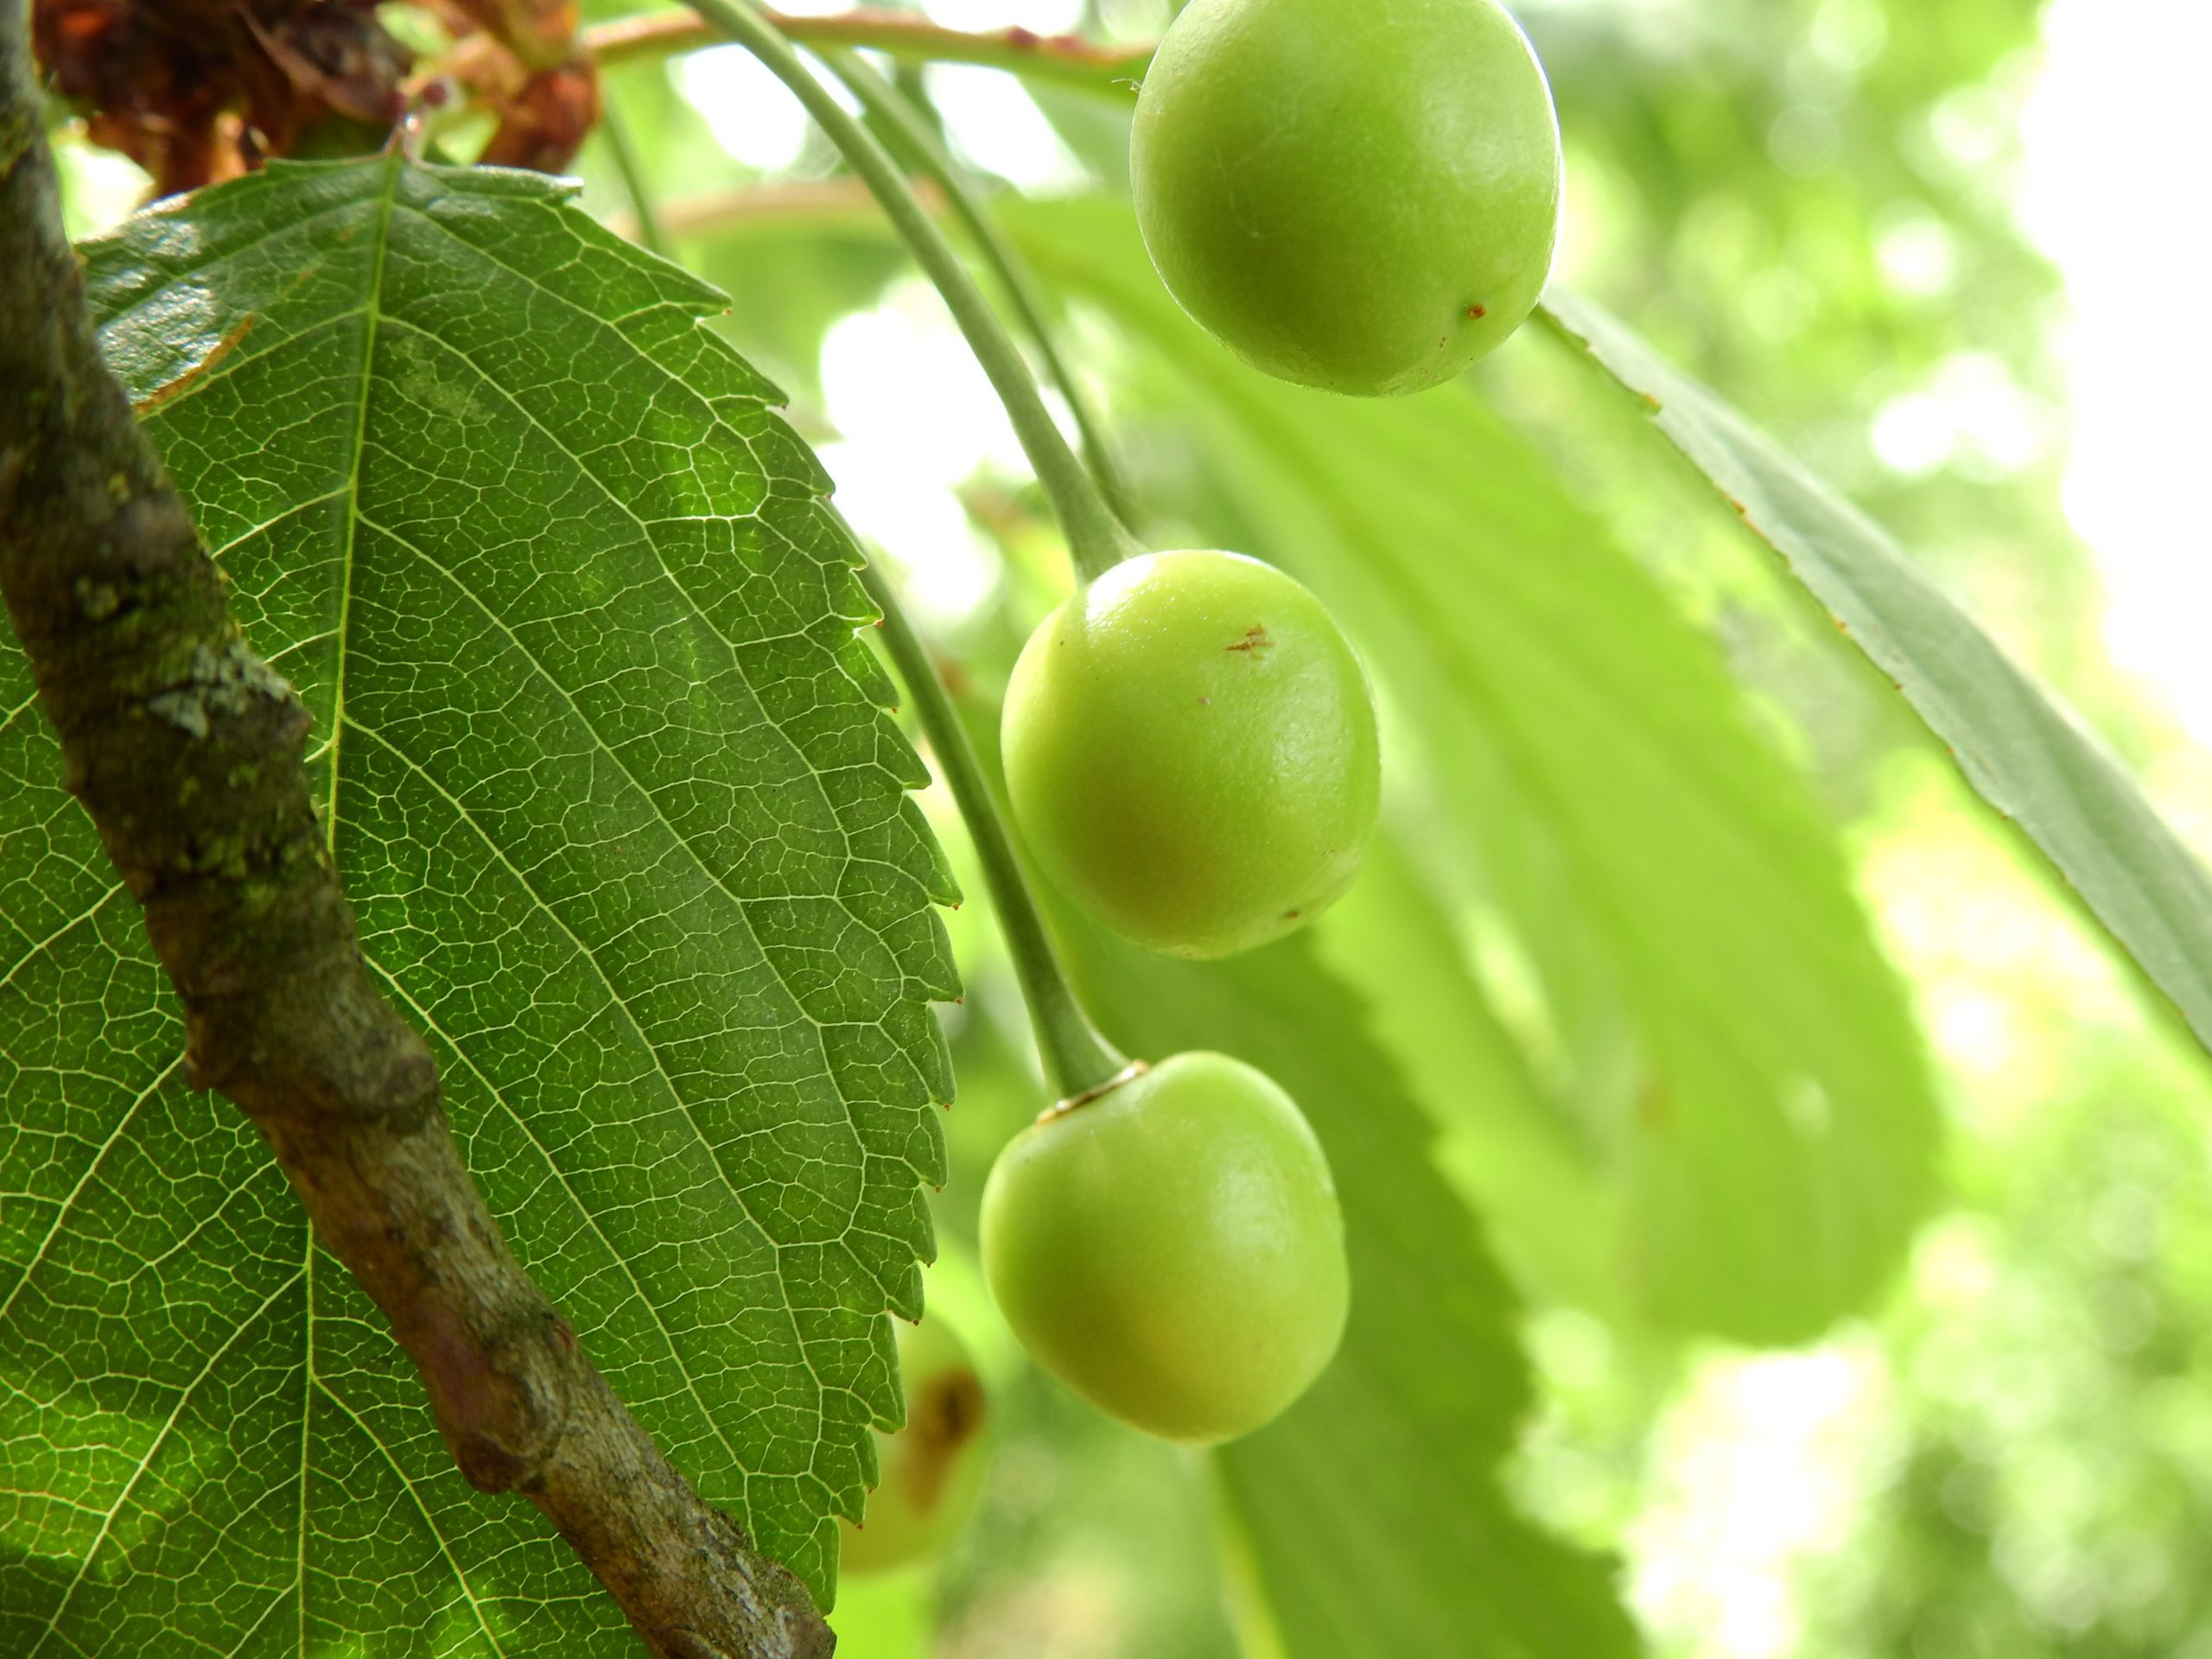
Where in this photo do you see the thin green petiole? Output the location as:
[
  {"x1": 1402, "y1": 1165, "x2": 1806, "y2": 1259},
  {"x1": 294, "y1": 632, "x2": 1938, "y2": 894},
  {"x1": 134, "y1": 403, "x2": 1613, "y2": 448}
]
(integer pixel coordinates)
[
  {"x1": 595, "y1": 95, "x2": 668, "y2": 257},
  {"x1": 817, "y1": 44, "x2": 1134, "y2": 525},
  {"x1": 688, "y1": 0, "x2": 1144, "y2": 586},
  {"x1": 858, "y1": 558, "x2": 1130, "y2": 1103}
]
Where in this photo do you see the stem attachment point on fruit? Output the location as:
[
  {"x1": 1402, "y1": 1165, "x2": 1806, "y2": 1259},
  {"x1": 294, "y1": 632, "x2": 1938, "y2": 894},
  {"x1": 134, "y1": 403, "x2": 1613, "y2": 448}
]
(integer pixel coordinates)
[{"x1": 1038, "y1": 1059, "x2": 1152, "y2": 1124}]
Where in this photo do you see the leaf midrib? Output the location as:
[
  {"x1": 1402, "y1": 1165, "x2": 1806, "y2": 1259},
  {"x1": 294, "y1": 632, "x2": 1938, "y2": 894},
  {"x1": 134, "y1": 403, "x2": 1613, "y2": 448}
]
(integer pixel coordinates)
[
  {"x1": 285, "y1": 148, "x2": 398, "y2": 1658},
  {"x1": 342, "y1": 716, "x2": 790, "y2": 1280},
  {"x1": 321, "y1": 148, "x2": 402, "y2": 856},
  {"x1": 346, "y1": 503, "x2": 879, "y2": 1051}
]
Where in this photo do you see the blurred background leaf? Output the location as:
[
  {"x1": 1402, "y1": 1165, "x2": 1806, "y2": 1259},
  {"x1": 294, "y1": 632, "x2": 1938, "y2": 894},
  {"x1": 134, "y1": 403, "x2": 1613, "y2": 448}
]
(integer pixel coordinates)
[{"x1": 1542, "y1": 288, "x2": 2212, "y2": 1059}]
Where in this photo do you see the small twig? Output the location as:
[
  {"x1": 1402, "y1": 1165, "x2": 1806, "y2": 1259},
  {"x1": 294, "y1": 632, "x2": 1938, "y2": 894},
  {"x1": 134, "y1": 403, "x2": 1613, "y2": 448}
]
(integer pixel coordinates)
[
  {"x1": 596, "y1": 92, "x2": 669, "y2": 257},
  {"x1": 0, "y1": 16, "x2": 827, "y2": 1659},
  {"x1": 588, "y1": 7, "x2": 1152, "y2": 97}
]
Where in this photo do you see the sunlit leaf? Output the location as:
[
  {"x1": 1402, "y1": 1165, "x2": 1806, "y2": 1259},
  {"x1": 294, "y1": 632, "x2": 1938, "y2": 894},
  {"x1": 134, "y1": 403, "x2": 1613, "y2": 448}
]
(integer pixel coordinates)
[
  {"x1": 1314, "y1": 838, "x2": 1622, "y2": 1316},
  {"x1": 0, "y1": 153, "x2": 957, "y2": 1651},
  {"x1": 1543, "y1": 289, "x2": 2212, "y2": 1063}
]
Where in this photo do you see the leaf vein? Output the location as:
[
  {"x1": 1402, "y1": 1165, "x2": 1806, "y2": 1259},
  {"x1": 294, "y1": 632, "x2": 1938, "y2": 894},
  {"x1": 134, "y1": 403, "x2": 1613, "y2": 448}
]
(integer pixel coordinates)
[{"x1": 26, "y1": 1265, "x2": 308, "y2": 1658}]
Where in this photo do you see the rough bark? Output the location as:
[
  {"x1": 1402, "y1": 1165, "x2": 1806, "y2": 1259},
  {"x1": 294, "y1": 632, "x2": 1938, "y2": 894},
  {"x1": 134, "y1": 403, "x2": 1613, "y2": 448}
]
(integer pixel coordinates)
[{"x1": 0, "y1": 16, "x2": 830, "y2": 1658}]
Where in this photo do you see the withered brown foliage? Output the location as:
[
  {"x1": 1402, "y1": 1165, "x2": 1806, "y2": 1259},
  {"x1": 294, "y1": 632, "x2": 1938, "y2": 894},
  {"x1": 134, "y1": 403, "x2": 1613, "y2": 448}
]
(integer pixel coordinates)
[
  {"x1": 35, "y1": 0, "x2": 410, "y2": 194},
  {"x1": 34, "y1": 0, "x2": 598, "y2": 196}
]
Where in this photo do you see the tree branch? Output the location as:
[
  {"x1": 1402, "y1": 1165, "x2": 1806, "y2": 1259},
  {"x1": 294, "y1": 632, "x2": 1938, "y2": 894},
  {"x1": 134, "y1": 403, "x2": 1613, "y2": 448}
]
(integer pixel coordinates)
[
  {"x1": 0, "y1": 17, "x2": 829, "y2": 1659},
  {"x1": 586, "y1": 7, "x2": 1151, "y2": 97}
]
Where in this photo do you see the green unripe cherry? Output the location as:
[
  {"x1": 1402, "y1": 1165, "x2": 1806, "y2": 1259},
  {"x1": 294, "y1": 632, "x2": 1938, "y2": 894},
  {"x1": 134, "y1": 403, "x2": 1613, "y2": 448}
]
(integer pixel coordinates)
[
  {"x1": 839, "y1": 1314, "x2": 989, "y2": 1576},
  {"x1": 1001, "y1": 550, "x2": 1380, "y2": 960},
  {"x1": 1132, "y1": 0, "x2": 1563, "y2": 397},
  {"x1": 980, "y1": 1052, "x2": 1349, "y2": 1444}
]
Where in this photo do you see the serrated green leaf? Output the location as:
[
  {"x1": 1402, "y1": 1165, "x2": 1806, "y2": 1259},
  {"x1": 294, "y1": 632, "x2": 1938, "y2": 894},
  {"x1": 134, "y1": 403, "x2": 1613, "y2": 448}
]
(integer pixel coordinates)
[
  {"x1": 1065, "y1": 925, "x2": 1642, "y2": 1659},
  {"x1": 1542, "y1": 289, "x2": 2212, "y2": 1061},
  {"x1": 1, "y1": 152, "x2": 957, "y2": 1650},
  {"x1": 1009, "y1": 196, "x2": 1939, "y2": 1345}
]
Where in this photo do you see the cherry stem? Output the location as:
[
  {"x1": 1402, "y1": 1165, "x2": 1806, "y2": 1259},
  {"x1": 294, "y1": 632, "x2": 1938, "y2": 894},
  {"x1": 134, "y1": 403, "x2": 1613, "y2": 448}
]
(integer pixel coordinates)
[
  {"x1": 690, "y1": 0, "x2": 1144, "y2": 587},
  {"x1": 858, "y1": 559, "x2": 1131, "y2": 1102},
  {"x1": 594, "y1": 95, "x2": 667, "y2": 257},
  {"x1": 817, "y1": 44, "x2": 1134, "y2": 525}
]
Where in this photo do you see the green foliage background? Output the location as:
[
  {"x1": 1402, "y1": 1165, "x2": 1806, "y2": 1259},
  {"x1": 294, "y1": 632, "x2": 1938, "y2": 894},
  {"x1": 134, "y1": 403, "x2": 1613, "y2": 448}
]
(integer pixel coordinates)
[{"x1": 10, "y1": 0, "x2": 2210, "y2": 1656}]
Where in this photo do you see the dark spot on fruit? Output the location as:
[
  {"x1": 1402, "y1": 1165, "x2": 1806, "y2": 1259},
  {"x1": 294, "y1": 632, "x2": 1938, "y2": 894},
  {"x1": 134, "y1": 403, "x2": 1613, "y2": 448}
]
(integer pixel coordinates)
[
  {"x1": 899, "y1": 1365, "x2": 988, "y2": 1510},
  {"x1": 1468, "y1": 304, "x2": 1488, "y2": 319},
  {"x1": 1224, "y1": 625, "x2": 1274, "y2": 653},
  {"x1": 1284, "y1": 909, "x2": 1301, "y2": 920},
  {"x1": 1198, "y1": 696, "x2": 1212, "y2": 705}
]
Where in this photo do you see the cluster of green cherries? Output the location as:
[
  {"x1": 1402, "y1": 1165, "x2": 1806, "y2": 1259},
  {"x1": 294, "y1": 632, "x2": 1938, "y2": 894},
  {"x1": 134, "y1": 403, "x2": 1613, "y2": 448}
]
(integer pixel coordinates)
[{"x1": 846, "y1": 0, "x2": 1560, "y2": 1573}]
